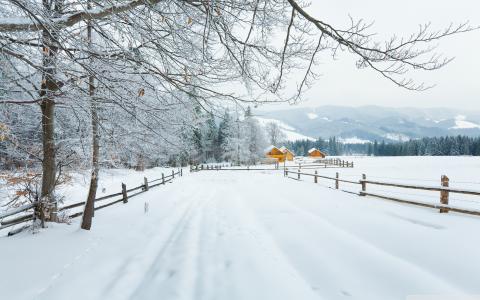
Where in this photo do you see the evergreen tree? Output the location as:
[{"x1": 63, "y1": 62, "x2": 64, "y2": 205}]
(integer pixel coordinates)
[
  {"x1": 204, "y1": 113, "x2": 218, "y2": 162},
  {"x1": 217, "y1": 110, "x2": 233, "y2": 161}
]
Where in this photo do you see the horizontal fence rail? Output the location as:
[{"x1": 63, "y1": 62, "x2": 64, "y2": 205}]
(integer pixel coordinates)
[
  {"x1": 0, "y1": 169, "x2": 183, "y2": 233},
  {"x1": 285, "y1": 168, "x2": 480, "y2": 217},
  {"x1": 191, "y1": 160, "x2": 354, "y2": 172},
  {"x1": 359, "y1": 180, "x2": 480, "y2": 196}
]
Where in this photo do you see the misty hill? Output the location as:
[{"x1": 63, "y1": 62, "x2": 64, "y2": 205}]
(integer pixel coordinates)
[{"x1": 256, "y1": 105, "x2": 480, "y2": 143}]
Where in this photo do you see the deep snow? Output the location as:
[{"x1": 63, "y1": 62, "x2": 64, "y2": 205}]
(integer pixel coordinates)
[{"x1": 1, "y1": 166, "x2": 480, "y2": 300}]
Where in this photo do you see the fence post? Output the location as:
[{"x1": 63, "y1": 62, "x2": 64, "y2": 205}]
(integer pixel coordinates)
[
  {"x1": 285, "y1": 168, "x2": 289, "y2": 177},
  {"x1": 180, "y1": 168, "x2": 183, "y2": 177},
  {"x1": 361, "y1": 174, "x2": 366, "y2": 196},
  {"x1": 122, "y1": 183, "x2": 128, "y2": 203},
  {"x1": 144, "y1": 177, "x2": 149, "y2": 191},
  {"x1": 314, "y1": 170, "x2": 318, "y2": 183},
  {"x1": 440, "y1": 175, "x2": 450, "y2": 213},
  {"x1": 335, "y1": 172, "x2": 339, "y2": 189},
  {"x1": 172, "y1": 170, "x2": 175, "y2": 178},
  {"x1": 297, "y1": 169, "x2": 300, "y2": 180},
  {"x1": 162, "y1": 173, "x2": 165, "y2": 184}
]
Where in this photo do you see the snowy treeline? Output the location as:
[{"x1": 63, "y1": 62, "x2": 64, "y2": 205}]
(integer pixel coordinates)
[
  {"x1": 286, "y1": 137, "x2": 341, "y2": 156},
  {"x1": 287, "y1": 135, "x2": 480, "y2": 156},
  {"x1": 367, "y1": 136, "x2": 480, "y2": 156},
  {"x1": 179, "y1": 107, "x2": 267, "y2": 165}
]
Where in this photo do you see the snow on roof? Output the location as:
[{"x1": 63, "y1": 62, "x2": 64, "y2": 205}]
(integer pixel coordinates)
[
  {"x1": 279, "y1": 146, "x2": 294, "y2": 155},
  {"x1": 308, "y1": 148, "x2": 318, "y2": 153},
  {"x1": 264, "y1": 145, "x2": 279, "y2": 153}
]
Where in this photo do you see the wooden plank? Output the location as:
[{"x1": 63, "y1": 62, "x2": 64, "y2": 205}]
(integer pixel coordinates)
[
  {"x1": 0, "y1": 216, "x2": 34, "y2": 230},
  {"x1": 95, "y1": 192, "x2": 123, "y2": 202},
  {"x1": 440, "y1": 175, "x2": 449, "y2": 213},
  {"x1": 361, "y1": 192, "x2": 480, "y2": 217},
  {"x1": 59, "y1": 201, "x2": 85, "y2": 211},
  {"x1": 122, "y1": 183, "x2": 128, "y2": 203},
  {"x1": 128, "y1": 190, "x2": 146, "y2": 199},
  {"x1": 1, "y1": 213, "x2": 34, "y2": 226},
  {"x1": 150, "y1": 177, "x2": 173, "y2": 188},
  {"x1": 362, "y1": 180, "x2": 480, "y2": 196},
  {"x1": 297, "y1": 172, "x2": 360, "y2": 184},
  {"x1": 94, "y1": 198, "x2": 124, "y2": 211},
  {"x1": 0, "y1": 203, "x2": 35, "y2": 219},
  {"x1": 126, "y1": 185, "x2": 144, "y2": 193}
]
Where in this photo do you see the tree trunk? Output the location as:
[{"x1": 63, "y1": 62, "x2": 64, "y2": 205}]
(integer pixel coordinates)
[
  {"x1": 39, "y1": 0, "x2": 62, "y2": 222},
  {"x1": 82, "y1": 2, "x2": 99, "y2": 230},
  {"x1": 40, "y1": 98, "x2": 56, "y2": 221}
]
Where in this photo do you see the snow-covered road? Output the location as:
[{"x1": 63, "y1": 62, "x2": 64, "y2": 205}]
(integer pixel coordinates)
[{"x1": 2, "y1": 170, "x2": 480, "y2": 300}]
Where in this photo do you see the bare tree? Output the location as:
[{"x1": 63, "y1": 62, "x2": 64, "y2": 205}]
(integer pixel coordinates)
[
  {"x1": 265, "y1": 122, "x2": 286, "y2": 146},
  {"x1": 0, "y1": 0, "x2": 476, "y2": 228}
]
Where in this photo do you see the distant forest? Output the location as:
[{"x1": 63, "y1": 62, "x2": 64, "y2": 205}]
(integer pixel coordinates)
[{"x1": 286, "y1": 136, "x2": 480, "y2": 157}]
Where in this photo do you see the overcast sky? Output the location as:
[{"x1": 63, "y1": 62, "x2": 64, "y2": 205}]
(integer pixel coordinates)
[{"x1": 275, "y1": 0, "x2": 480, "y2": 110}]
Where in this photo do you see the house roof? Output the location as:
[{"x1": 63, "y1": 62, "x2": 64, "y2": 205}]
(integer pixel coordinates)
[
  {"x1": 308, "y1": 148, "x2": 318, "y2": 154},
  {"x1": 280, "y1": 146, "x2": 294, "y2": 155},
  {"x1": 265, "y1": 145, "x2": 281, "y2": 154}
]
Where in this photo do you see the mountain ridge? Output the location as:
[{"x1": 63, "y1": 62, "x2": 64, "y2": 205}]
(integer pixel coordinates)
[{"x1": 255, "y1": 105, "x2": 480, "y2": 142}]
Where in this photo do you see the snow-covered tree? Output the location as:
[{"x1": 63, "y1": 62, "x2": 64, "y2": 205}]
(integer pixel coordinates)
[
  {"x1": 0, "y1": 0, "x2": 474, "y2": 227},
  {"x1": 265, "y1": 122, "x2": 286, "y2": 146}
]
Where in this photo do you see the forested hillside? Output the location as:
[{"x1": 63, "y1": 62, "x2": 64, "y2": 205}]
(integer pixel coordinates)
[{"x1": 287, "y1": 135, "x2": 480, "y2": 156}]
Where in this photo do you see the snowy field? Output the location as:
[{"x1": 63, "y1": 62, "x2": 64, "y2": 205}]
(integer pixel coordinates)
[
  {"x1": 291, "y1": 156, "x2": 480, "y2": 211},
  {"x1": 1, "y1": 160, "x2": 480, "y2": 300}
]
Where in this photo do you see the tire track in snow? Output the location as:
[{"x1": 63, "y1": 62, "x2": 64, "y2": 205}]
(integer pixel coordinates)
[
  {"x1": 98, "y1": 180, "x2": 213, "y2": 300},
  {"x1": 198, "y1": 176, "x2": 324, "y2": 300},
  {"x1": 127, "y1": 184, "x2": 217, "y2": 300}
]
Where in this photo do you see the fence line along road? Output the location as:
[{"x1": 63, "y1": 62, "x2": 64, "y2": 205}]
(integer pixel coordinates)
[
  {"x1": 285, "y1": 168, "x2": 480, "y2": 218},
  {"x1": 191, "y1": 159, "x2": 354, "y2": 172},
  {"x1": 0, "y1": 169, "x2": 184, "y2": 234}
]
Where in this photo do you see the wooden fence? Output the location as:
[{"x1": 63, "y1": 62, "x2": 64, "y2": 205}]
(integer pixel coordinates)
[
  {"x1": 191, "y1": 159, "x2": 354, "y2": 172},
  {"x1": 0, "y1": 169, "x2": 183, "y2": 234},
  {"x1": 285, "y1": 168, "x2": 480, "y2": 217}
]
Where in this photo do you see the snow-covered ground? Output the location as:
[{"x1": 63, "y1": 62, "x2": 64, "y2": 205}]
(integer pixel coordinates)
[
  {"x1": 291, "y1": 156, "x2": 480, "y2": 211},
  {"x1": 1, "y1": 163, "x2": 480, "y2": 300},
  {"x1": 0, "y1": 167, "x2": 180, "y2": 212}
]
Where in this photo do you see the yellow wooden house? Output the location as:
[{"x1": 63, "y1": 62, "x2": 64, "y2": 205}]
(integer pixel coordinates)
[
  {"x1": 279, "y1": 146, "x2": 295, "y2": 161},
  {"x1": 265, "y1": 146, "x2": 286, "y2": 162}
]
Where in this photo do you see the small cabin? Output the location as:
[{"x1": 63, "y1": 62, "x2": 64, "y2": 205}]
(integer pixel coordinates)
[
  {"x1": 265, "y1": 146, "x2": 295, "y2": 162},
  {"x1": 265, "y1": 146, "x2": 286, "y2": 162},
  {"x1": 308, "y1": 148, "x2": 326, "y2": 158},
  {"x1": 279, "y1": 146, "x2": 295, "y2": 161}
]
